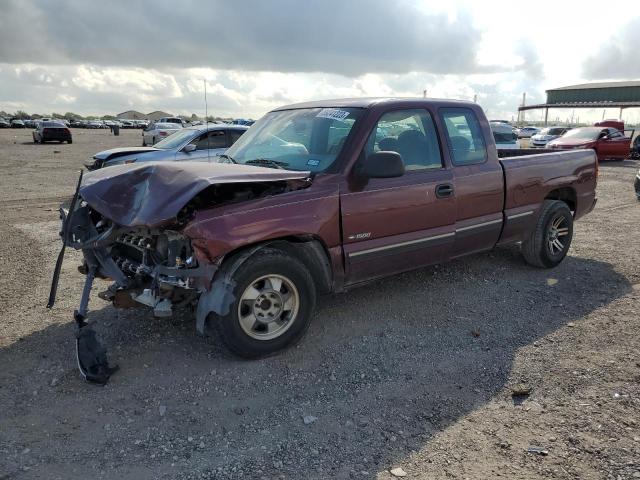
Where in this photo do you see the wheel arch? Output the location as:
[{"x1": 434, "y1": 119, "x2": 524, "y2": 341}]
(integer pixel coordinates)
[
  {"x1": 195, "y1": 235, "x2": 333, "y2": 335},
  {"x1": 545, "y1": 187, "x2": 576, "y2": 214}
]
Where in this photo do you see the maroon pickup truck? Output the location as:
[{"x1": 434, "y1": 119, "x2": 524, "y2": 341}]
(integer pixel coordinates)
[{"x1": 50, "y1": 98, "x2": 597, "y2": 382}]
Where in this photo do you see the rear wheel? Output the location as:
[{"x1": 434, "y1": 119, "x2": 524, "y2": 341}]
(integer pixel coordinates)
[
  {"x1": 211, "y1": 248, "x2": 316, "y2": 358},
  {"x1": 521, "y1": 200, "x2": 573, "y2": 268},
  {"x1": 67, "y1": 139, "x2": 73, "y2": 144}
]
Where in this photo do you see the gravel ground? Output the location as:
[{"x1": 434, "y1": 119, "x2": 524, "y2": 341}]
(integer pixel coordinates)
[{"x1": 0, "y1": 128, "x2": 639, "y2": 480}]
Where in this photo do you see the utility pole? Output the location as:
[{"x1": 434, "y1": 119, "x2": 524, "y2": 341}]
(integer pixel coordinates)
[
  {"x1": 520, "y1": 92, "x2": 526, "y2": 125},
  {"x1": 423, "y1": 89, "x2": 427, "y2": 98}
]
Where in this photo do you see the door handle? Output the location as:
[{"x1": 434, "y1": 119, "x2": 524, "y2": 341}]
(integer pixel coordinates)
[{"x1": 435, "y1": 183, "x2": 454, "y2": 198}]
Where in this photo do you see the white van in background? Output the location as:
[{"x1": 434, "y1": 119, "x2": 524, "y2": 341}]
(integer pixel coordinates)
[{"x1": 490, "y1": 121, "x2": 520, "y2": 149}]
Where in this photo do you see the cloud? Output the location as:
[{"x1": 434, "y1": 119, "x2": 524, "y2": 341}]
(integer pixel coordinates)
[
  {"x1": 0, "y1": 0, "x2": 491, "y2": 77},
  {"x1": 582, "y1": 18, "x2": 640, "y2": 79}
]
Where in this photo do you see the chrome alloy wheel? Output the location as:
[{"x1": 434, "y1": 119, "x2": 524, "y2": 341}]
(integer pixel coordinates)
[
  {"x1": 547, "y1": 215, "x2": 570, "y2": 255},
  {"x1": 237, "y1": 274, "x2": 300, "y2": 340}
]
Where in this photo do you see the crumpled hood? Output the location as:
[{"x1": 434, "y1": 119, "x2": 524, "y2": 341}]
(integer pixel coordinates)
[
  {"x1": 93, "y1": 147, "x2": 160, "y2": 160},
  {"x1": 80, "y1": 161, "x2": 310, "y2": 228}
]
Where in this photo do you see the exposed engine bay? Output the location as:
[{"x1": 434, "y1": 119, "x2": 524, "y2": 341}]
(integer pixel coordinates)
[{"x1": 47, "y1": 163, "x2": 312, "y2": 384}]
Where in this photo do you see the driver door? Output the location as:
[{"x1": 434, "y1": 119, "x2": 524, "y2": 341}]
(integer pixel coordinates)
[
  {"x1": 341, "y1": 108, "x2": 456, "y2": 285},
  {"x1": 601, "y1": 129, "x2": 631, "y2": 159}
]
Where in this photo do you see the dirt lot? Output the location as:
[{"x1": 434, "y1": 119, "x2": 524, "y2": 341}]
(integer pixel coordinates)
[{"x1": 0, "y1": 128, "x2": 639, "y2": 480}]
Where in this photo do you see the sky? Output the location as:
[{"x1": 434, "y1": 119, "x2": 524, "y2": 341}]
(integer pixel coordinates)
[{"x1": 1, "y1": 0, "x2": 639, "y2": 123}]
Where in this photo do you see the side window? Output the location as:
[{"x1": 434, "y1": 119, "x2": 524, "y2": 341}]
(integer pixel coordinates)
[
  {"x1": 229, "y1": 129, "x2": 245, "y2": 146},
  {"x1": 608, "y1": 129, "x2": 623, "y2": 139},
  {"x1": 440, "y1": 108, "x2": 487, "y2": 166},
  {"x1": 195, "y1": 130, "x2": 226, "y2": 150},
  {"x1": 364, "y1": 109, "x2": 442, "y2": 171}
]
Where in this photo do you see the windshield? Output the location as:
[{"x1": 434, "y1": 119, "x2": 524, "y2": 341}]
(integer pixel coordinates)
[
  {"x1": 153, "y1": 128, "x2": 197, "y2": 149},
  {"x1": 562, "y1": 127, "x2": 601, "y2": 141},
  {"x1": 223, "y1": 107, "x2": 363, "y2": 172}
]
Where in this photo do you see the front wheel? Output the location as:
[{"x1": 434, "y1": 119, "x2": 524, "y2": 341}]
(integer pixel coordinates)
[
  {"x1": 521, "y1": 200, "x2": 573, "y2": 268},
  {"x1": 210, "y1": 248, "x2": 316, "y2": 358}
]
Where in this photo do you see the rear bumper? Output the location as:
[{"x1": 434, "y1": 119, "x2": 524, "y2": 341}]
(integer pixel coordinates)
[{"x1": 44, "y1": 133, "x2": 72, "y2": 141}]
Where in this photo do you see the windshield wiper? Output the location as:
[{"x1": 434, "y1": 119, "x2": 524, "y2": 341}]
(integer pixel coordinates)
[
  {"x1": 217, "y1": 153, "x2": 237, "y2": 164},
  {"x1": 244, "y1": 158, "x2": 288, "y2": 169}
]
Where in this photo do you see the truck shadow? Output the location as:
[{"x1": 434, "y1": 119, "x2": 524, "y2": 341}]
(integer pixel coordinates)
[{"x1": 0, "y1": 247, "x2": 631, "y2": 479}]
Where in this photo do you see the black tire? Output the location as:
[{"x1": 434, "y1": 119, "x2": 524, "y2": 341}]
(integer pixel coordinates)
[
  {"x1": 67, "y1": 139, "x2": 73, "y2": 144},
  {"x1": 211, "y1": 248, "x2": 316, "y2": 358},
  {"x1": 152, "y1": 136, "x2": 157, "y2": 145},
  {"x1": 521, "y1": 200, "x2": 573, "y2": 268}
]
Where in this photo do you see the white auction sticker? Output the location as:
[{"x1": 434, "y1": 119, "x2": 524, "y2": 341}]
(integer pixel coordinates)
[{"x1": 316, "y1": 108, "x2": 350, "y2": 121}]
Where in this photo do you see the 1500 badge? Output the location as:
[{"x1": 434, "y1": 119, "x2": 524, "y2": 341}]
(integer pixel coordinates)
[{"x1": 348, "y1": 232, "x2": 371, "y2": 240}]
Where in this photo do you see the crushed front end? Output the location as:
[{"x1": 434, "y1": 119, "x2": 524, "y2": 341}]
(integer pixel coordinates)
[{"x1": 48, "y1": 175, "x2": 217, "y2": 384}]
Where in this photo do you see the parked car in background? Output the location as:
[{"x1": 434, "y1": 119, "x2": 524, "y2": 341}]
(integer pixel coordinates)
[
  {"x1": 155, "y1": 117, "x2": 184, "y2": 126},
  {"x1": 120, "y1": 121, "x2": 135, "y2": 129},
  {"x1": 23, "y1": 119, "x2": 36, "y2": 128},
  {"x1": 516, "y1": 126, "x2": 539, "y2": 138},
  {"x1": 490, "y1": 121, "x2": 520, "y2": 149},
  {"x1": 530, "y1": 126, "x2": 570, "y2": 148},
  {"x1": 548, "y1": 126, "x2": 631, "y2": 161},
  {"x1": 32, "y1": 121, "x2": 72, "y2": 143},
  {"x1": 595, "y1": 119, "x2": 624, "y2": 131},
  {"x1": 86, "y1": 124, "x2": 249, "y2": 170},
  {"x1": 0, "y1": 118, "x2": 10, "y2": 128},
  {"x1": 142, "y1": 122, "x2": 183, "y2": 146},
  {"x1": 631, "y1": 135, "x2": 640, "y2": 160},
  {"x1": 87, "y1": 121, "x2": 104, "y2": 129},
  {"x1": 11, "y1": 119, "x2": 26, "y2": 128}
]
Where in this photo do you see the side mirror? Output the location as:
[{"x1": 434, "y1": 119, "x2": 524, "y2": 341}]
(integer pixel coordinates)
[
  {"x1": 183, "y1": 143, "x2": 197, "y2": 153},
  {"x1": 359, "y1": 151, "x2": 405, "y2": 178}
]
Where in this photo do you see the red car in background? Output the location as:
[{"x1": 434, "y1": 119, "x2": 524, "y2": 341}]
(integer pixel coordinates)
[{"x1": 547, "y1": 126, "x2": 631, "y2": 161}]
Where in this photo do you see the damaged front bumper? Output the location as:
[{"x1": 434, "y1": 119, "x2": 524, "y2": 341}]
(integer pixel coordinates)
[
  {"x1": 58, "y1": 201, "x2": 218, "y2": 312},
  {"x1": 48, "y1": 173, "x2": 218, "y2": 384}
]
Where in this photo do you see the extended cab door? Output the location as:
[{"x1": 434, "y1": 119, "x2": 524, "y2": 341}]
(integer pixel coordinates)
[
  {"x1": 341, "y1": 108, "x2": 456, "y2": 285},
  {"x1": 439, "y1": 108, "x2": 504, "y2": 257}
]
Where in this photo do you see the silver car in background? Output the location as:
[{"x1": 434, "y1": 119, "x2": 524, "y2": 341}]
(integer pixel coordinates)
[
  {"x1": 142, "y1": 122, "x2": 183, "y2": 145},
  {"x1": 85, "y1": 124, "x2": 249, "y2": 170},
  {"x1": 515, "y1": 126, "x2": 539, "y2": 138},
  {"x1": 529, "y1": 126, "x2": 571, "y2": 148}
]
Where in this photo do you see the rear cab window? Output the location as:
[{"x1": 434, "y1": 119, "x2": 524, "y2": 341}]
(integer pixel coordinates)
[{"x1": 440, "y1": 108, "x2": 487, "y2": 166}]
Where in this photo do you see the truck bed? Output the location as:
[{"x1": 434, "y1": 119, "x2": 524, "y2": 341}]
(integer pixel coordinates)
[{"x1": 497, "y1": 149, "x2": 598, "y2": 245}]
